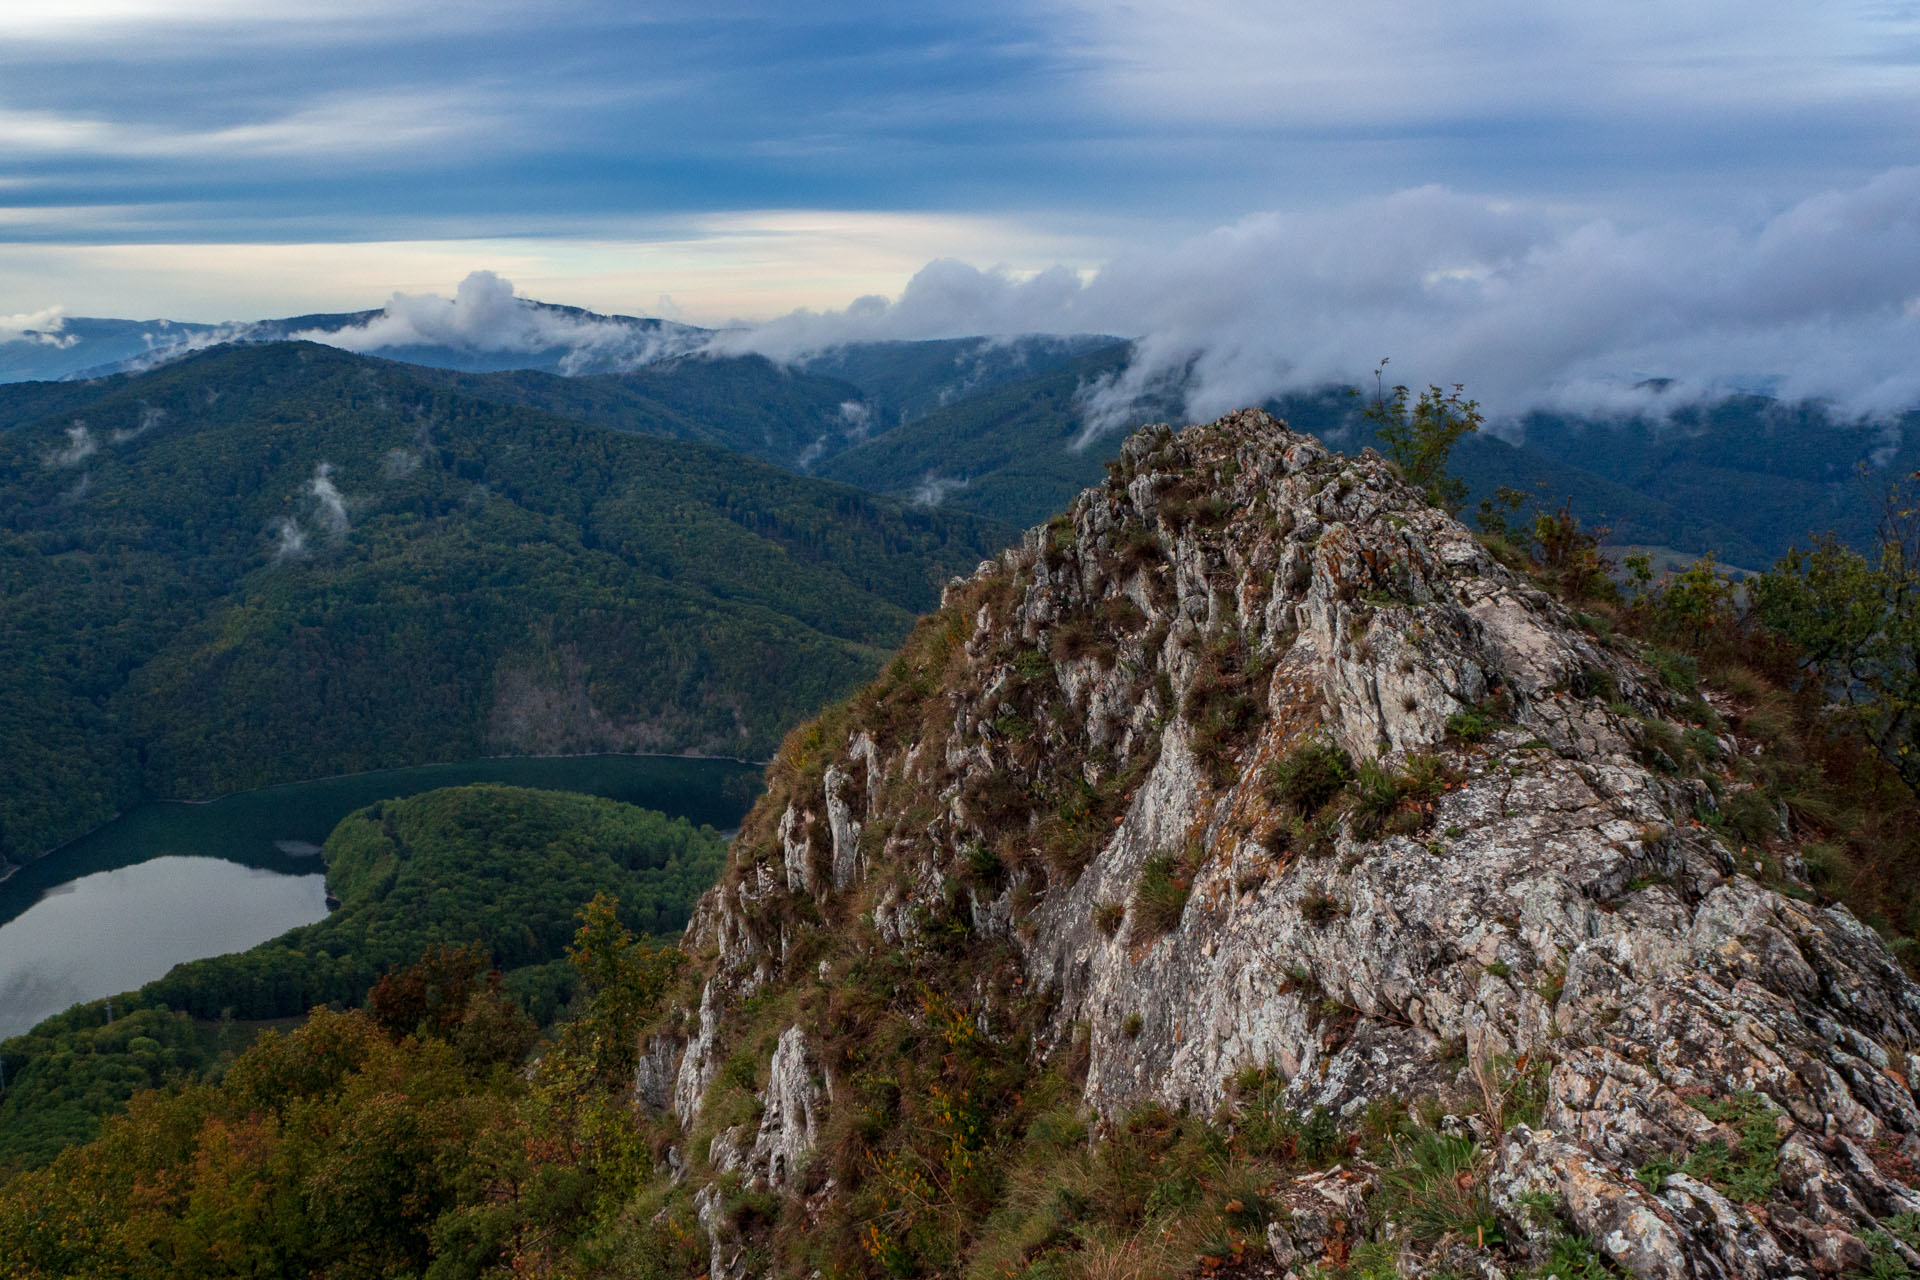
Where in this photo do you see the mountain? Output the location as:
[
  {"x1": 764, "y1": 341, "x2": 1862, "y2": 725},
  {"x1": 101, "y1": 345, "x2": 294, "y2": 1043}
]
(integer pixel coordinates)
[
  {"x1": 646, "y1": 410, "x2": 1920, "y2": 1277},
  {"x1": 0, "y1": 303, "x2": 709, "y2": 384},
  {"x1": 814, "y1": 357, "x2": 1902, "y2": 568},
  {"x1": 815, "y1": 341, "x2": 1150, "y2": 523},
  {"x1": 0, "y1": 342, "x2": 1011, "y2": 870},
  {"x1": 0, "y1": 317, "x2": 235, "y2": 384},
  {"x1": 795, "y1": 333, "x2": 1126, "y2": 425},
  {"x1": 400, "y1": 355, "x2": 878, "y2": 473},
  {"x1": 6, "y1": 411, "x2": 1920, "y2": 1277}
]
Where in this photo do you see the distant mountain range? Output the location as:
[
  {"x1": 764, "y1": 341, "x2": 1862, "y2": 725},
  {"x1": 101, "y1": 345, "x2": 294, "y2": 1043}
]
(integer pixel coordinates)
[
  {"x1": 8, "y1": 297, "x2": 1909, "y2": 570},
  {"x1": 3, "y1": 302, "x2": 1915, "y2": 872}
]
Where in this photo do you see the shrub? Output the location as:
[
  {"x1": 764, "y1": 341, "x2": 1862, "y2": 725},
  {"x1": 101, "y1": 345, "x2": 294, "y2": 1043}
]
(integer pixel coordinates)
[
  {"x1": 1343, "y1": 753, "x2": 1450, "y2": 840},
  {"x1": 1300, "y1": 891, "x2": 1346, "y2": 926},
  {"x1": 1134, "y1": 850, "x2": 1194, "y2": 936},
  {"x1": 1092, "y1": 901, "x2": 1125, "y2": 936},
  {"x1": 1269, "y1": 737, "x2": 1354, "y2": 817}
]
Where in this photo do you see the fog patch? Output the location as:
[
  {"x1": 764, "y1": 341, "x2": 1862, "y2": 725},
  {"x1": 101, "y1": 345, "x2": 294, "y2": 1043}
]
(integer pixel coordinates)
[
  {"x1": 112, "y1": 405, "x2": 168, "y2": 443},
  {"x1": 269, "y1": 516, "x2": 308, "y2": 561},
  {"x1": 837, "y1": 400, "x2": 872, "y2": 439},
  {"x1": 381, "y1": 448, "x2": 422, "y2": 479},
  {"x1": 911, "y1": 472, "x2": 971, "y2": 507},
  {"x1": 43, "y1": 422, "x2": 96, "y2": 469},
  {"x1": 308, "y1": 463, "x2": 349, "y2": 540}
]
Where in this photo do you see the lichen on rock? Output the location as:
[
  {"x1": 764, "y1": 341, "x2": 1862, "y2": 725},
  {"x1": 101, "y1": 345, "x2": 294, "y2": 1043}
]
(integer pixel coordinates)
[{"x1": 650, "y1": 409, "x2": 1920, "y2": 1278}]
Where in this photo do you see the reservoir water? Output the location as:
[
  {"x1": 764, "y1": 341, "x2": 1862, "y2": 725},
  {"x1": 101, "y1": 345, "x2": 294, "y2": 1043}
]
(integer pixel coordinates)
[{"x1": 0, "y1": 755, "x2": 763, "y2": 1040}]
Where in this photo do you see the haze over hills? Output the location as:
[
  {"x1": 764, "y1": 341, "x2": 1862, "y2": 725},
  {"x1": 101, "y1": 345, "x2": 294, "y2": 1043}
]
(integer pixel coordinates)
[
  {"x1": 8, "y1": 286, "x2": 1911, "y2": 572},
  {"x1": 0, "y1": 341, "x2": 1009, "y2": 871}
]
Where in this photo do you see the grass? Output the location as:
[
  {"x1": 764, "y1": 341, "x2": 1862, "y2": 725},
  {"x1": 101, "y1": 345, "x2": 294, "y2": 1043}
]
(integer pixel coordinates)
[
  {"x1": 1300, "y1": 891, "x2": 1347, "y2": 926},
  {"x1": 1346, "y1": 753, "x2": 1449, "y2": 840},
  {"x1": 1269, "y1": 737, "x2": 1354, "y2": 816},
  {"x1": 1376, "y1": 1130, "x2": 1497, "y2": 1247},
  {"x1": 1133, "y1": 849, "x2": 1195, "y2": 936}
]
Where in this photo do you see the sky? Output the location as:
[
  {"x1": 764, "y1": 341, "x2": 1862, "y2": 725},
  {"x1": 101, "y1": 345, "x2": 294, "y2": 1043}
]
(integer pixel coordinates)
[{"x1": 3, "y1": 0, "x2": 1920, "y2": 417}]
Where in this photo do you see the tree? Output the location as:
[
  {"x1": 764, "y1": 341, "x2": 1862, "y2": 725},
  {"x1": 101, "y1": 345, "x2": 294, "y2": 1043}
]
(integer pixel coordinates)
[
  {"x1": 1750, "y1": 469, "x2": 1920, "y2": 788},
  {"x1": 1360, "y1": 359, "x2": 1483, "y2": 515}
]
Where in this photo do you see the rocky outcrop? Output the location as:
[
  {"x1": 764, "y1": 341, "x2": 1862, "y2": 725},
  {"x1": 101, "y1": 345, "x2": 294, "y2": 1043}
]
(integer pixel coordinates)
[{"x1": 656, "y1": 410, "x2": 1920, "y2": 1277}]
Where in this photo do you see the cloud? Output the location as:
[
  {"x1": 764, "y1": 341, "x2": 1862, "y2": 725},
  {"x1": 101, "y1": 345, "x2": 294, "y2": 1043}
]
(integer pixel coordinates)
[
  {"x1": 296, "y1": 270, "x2": 701, "y2": 371},
  {"x1": 0, "y1": 305, "x2": 73, "y2": 346},
  {"x1": 710, "y1": 167, "x2": 1920, "y2": 431},
  {"x1": 308, "y1": 462, "x2": 348, "y2": 540},
  {"x1": 837, "y1": 400, "x2": 872, "y2": 439},
  {"x1": 268, "y1": 515, "x2": 307, "y2": 561},
  {"x1": 112, "y1": 405, "x2": 167, "y2": 442},
  {"x1": 381, "y1": 447, "x2": 421, "y2": 479},
  {"x1": 910, "y1": 472, "x2": 971, "y2": 508},
  {"x1": 42, "y1": 422, "x2": 96, "y2": 469}
]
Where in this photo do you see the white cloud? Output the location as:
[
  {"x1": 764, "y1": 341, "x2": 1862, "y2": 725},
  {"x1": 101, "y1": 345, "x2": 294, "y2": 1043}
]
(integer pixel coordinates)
[
  {"x1": 294, "y1": 270, "x2": 699, "y2": 370},
  {"x1": 0, "y1": 305, "x2": 72, "y2": 346},
  {"x1": 43, "y1": 422, "x2": 96, "y2": 469},
  {"x1": 711, "y1": 168, "x2": 1920, "y2": 429}
]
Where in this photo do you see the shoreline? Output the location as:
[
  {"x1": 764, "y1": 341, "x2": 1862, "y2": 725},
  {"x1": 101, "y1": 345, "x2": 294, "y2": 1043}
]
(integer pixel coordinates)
[
  {"x1": 20, "y1": 750, "x2": 772, "y2": 864},
  {"x1": 168, "y1": 748, "x2": 773, "y2": 807}
]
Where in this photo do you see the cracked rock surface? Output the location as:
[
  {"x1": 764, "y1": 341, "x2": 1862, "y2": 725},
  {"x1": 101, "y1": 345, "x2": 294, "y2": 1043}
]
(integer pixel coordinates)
[{"x1": 656, "y1": 410, "x2": 1920, "y2": 1277}]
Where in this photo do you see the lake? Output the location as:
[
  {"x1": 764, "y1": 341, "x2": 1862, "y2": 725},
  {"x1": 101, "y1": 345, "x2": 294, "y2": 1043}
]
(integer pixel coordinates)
[{"x1": 0, "y1": 755, "x2": 764, "y2": 1040}]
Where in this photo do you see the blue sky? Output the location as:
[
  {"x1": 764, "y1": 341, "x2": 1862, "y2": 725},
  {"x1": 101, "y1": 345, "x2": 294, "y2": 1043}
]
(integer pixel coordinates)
[{"x1": 3, "y1": 1, "x2": 1919, "y2": 414}]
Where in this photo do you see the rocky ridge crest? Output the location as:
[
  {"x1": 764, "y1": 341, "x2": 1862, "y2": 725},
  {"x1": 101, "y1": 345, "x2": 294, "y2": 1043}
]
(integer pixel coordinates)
[{"x1": 658, "y1": 410, "x2": 1920, "y2": 1278}]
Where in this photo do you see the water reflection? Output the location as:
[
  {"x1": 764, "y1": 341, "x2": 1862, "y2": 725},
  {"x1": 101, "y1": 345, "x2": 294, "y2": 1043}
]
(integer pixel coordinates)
[
  {"x1": 0, "y1": 754, "x2": 764, "y2": 1041},
  {"x1": 0, "y1": 857, "x2": 327, "y2": 1038}
]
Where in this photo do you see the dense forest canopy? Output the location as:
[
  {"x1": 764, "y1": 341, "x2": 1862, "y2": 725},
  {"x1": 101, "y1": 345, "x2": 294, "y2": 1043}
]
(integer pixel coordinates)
[{"x1": 0, "y1": 343, "x2": 1010, "y2": 866}]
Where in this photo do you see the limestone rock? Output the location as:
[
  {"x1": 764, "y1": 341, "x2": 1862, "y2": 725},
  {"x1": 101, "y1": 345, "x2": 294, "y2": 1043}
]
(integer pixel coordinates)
[{"x1": 669, "y1": 410, "x2": 1920, "y2": 1276}]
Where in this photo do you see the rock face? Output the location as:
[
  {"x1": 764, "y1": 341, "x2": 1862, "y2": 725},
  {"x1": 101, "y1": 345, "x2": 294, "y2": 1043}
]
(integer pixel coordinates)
[{"x1": 657, "y1": 411, "x2": 1920, "y2": 1277}]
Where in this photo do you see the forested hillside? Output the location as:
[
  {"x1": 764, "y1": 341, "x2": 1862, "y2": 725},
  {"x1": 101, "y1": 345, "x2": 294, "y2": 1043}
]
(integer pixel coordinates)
[
  {"x1": 0, "y1": 343, "x2": 1009, "y2": 867},
  {"x1": 0, "y1": 784, "x2": 721, "y2": 1172}
]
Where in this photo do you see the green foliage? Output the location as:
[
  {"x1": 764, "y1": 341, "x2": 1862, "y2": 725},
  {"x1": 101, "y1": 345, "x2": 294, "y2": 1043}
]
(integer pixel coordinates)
[
  {"x1": 0, "y1": 785, "x2": 721, "y2": 1171},
  {"x1": 1184, "y1": 629, "x2": 1275, "y2": 784},
  {"x1": 1445, "y1": 706, "x2": 1499, "y2": 744},
  {"x1": 1359, "y1": 361, "x2": 1483, "y2": 515},
  {"x1": 0, "y1": 898, "x2": 687, "y2": 1280},
  {"x1": 1376, "y1": 1131, "x2": 1496, "y2": 1247},
  {"x1": 1345, "y1": 753, "x2": 1448, "y2": 840},
  {"x1": 1682, "y1": 1091, "x2": 1783, "y2": 1203},
  {"x1": 1627, "y1": 553, "x2": 1741, "y2": 649},
  {"x1": 1269, "y1": 737, "x2": 1355, "y2": 817},
  {"x1": 1751, "y1": 473, "x2": 1920, "y2": 789},
  {"x1": 1133, "y1": 849, "x2": 1195, "y2": 936},
  {"x1": 0, "y1": 342, "x2": 1009, "y2": 865}
]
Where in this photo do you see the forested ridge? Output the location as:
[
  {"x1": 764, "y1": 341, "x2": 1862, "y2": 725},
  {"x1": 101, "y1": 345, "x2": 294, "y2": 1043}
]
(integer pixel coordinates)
[
  {"x1": 0, "y1": 342, "x2": 1011, "y2": 867},
  {"x1": 0, "y1": 784, "x2": 725, "y2": 1173}
]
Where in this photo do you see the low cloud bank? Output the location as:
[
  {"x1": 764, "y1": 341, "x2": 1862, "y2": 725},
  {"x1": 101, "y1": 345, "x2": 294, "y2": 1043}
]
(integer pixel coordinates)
[
  {"x1": 717, "y1": 168, "x2": 1920, "y2": 433},
  {"x1": 295, "y1": 269, "x2": 698, "y2": 373},
  {"x1": 1, "y1": 307, "x2": 75, "y2": 347},
  {"x1": 289, "y1": 169, "x2": 1920, "y2": 433}
]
